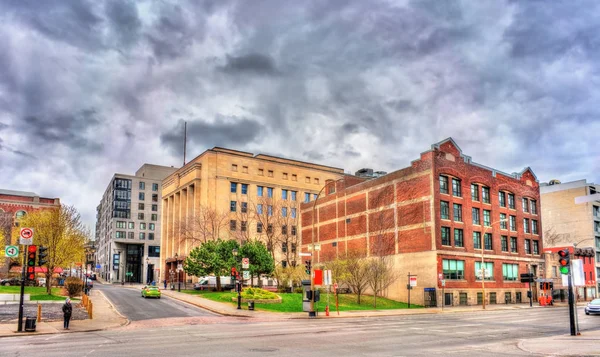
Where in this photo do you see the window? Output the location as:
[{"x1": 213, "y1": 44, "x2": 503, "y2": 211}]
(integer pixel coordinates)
[
  {"x1": 305, "y1": 176, "x2": 310, "y2": 183},
  {"x1": 128, "y1": 222, "x2": 134, "y2": 229},
  {"x1": 454, "y1": 229, "x2": 464, "y2": 247},
  {"x1": 149, "y1": 233, "x2": 155, "y2": 241},
  {"x1": 441, "y1": 201, "x2": 450, "y2": 220},
  {"x1": 15, "y1": 210, "x2": 27, "y2": 219},
  {"x1": 508, "y1": 193, "x2": 515, "y2": 209},
  {"x1": 257, "y1": 186, "x2": 264, "y2": 197},
  {"x1": 482, "y1": 187, "x2": 490, "y2": 204},
  {"x1": 257, "y1": 222, "x2": 263, "y2": 233},
  {"x1": 282, "y1": 207, "x2": 288, "y2": 217},
  {"x1": 282, "y1": 189, "x2": 288, "y2": 200},
  {"x1": 152, "y1": 204, "x2": 157, "y2": 211},
  {"x1": 441, "y1": 227, "x2": 451, "y2": 245},
  {"x1": 443, "y1": 259, "x2": 465, "y2": 280},
  {"x1": 267, "y1": 205, "x2": 273, "y2": 216},
  {"x1": 148, "y1": 246, "x2": 160, "y2": 257},
  {"x1": 128, "y1": 232, "x2": 134, "y2": 239},
  {"x1": 230, "y1": 201, "x2": 237, "y2": 212},
  {"x1": 471, "y1": 184, "x2": 479, "y2": 201},
  {"x1": 257, "y1": 204, "x2": 263, "y2": 215},
  {"x1": 552, "y1": 266, "x2": 557, "y2": 278},
  {"x1": 291, "y1": 226, "x2": 297, "y2": 235},
  {"x1": 501, "y1": 236, "x2": 508, "y2": 252},
  {"x1": 139, "y1": 192, "x2": 145, "y2": 200},
  {"x1": 139, "y1": 203, "x2": 145, "y2": 210},
  {"x1": 522, "y1": 198, "x2": 529, "y2": 212},
  {"x1": 313, "y1": 194, "x2": 318, "y2": 201},
  {"x1": 291, "y1": 191, "x2": 297, "y2": 201},
  {"x1": 499, "y1": 192, "x2": 506, "y2": 207},
  {"x1": 500, "y1": 213, "x2": 507, "y2": 229},
  {"x1": 282, "y1": 225, "x2": 288, "y2": 235},
  {"x1": 531, "y1": 200, "x2": 537, "y2": 214},
  {"x1": 533, "y1": 240, "x2": 539, "y2": 255},
  {"x1": 230, "y1": 182, "x2": 237, "y2": 193},
  {"x1": 152, "y1": 194, "x2": 158, "y2": 202},
  {"x1": 532, "y1": 220, "x2": 538, "y2": 234},
  {"x1": 484, "y1": 233, "x2": 492, "y2": 250},
  {"x1": 483, "y1": 210, "x2": 491, "y2": 227},
  {"x1": 140, "y1": 223, "x2": 146, "y2": 230},
  {"x1": 116, "y1": 231, "x2": 126, "y2": 238},
  {"x1": 453, "y1": 203, "x2": 462, "y2": 222},
  {"x1": 327, "y1": 183, "x2": 335, "y2": 195},
  {"x1": 523, "y1": 218, "x2": 530, "y2": 233},
  {"x1": 524, "y1": 239, "x2": 531, "y2": 254},
  {"x1": 241, "y1": 202, "x2": 248, "y2": 213},
  {"x1": 116, "y1": 221, "x2": 126, "y2": 228},
  {"x1": 509, "y1": 215, "x2": 516, "y2": 231},
  {"x1": 268, "y1": 170, "x2": 273, "y2": 177},
  {"x1": 282, "y1": 243, "x2": 288, "y2": 252},
  {"x1": 140, "y1": 181, "x2": 148, "y2": 190},
  {"x1": 315, "y1": 178, "x2": 320, "y2": 185},
  {"x1": 502, "y1": 264, "x2": 518, "y2": 281},
  {"x1": 475, "y1": 261, "x2": 494, "y2": 280},
  {"x1": 152, "y1": 183, "x2": 159, "y2": 191},
  {"x1": 292, "y1": 174, "x2": 297, "y2": 181},
  {"x1": 241, "y1": 184, "x2": 248, "y2": 195},
  {"x1": 291, "y1": 208, "x2": 297, "y2": 218},
  {"x1": 138, "y1": 213, "x2": 144, "y2": 220},
  {"x1": 267, "y1": 224, "x2": 273, "y2": 234},
  {"x1": 304, "y1": 193, "x2": 311, "y2": 203},
  {"x1": 267, "y1": 187, "x2": 273, "y2": 198},
  {"x1": 150, "y1": 214, "x2": 157, "y2": 221},
  {"x1": 242, "y1": 166, "x2": 248, "y2": 173},
  {"x1": 452, "y1": 178, "x2": 461, "y2": 197},
  {"x1": 231, "y1": 164, "x2": 238, "y2": 171},
  {"x1": 230, "y1": 220, "x2": 236, "y2": 231},
  {"x1": 241, "y1": 221, "x2": 247, "y2": 232},
  {"x1": 472, "y1": 208, "x2": 480, "y2": 225},
  {"x1": 439, "y1": 176, "x2": 449, "y2": 194},
  {"x1": 283, "y1": 172, "x2": 288, "y2": 180},
  {"x1": 149, "y1": 223, "x2": 155, "y2": 231},
  {"x1": 473, "y1": 232, "x2": 481, "y2": 249},
  {"x1": 510, "y1": 237, "x2": 517, "y2": 252},
  {"x1": 139, "y1": 232, "x2": 145, "y2": 240}
]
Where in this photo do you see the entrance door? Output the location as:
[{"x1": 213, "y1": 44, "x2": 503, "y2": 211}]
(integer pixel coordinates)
[
  {"x1": 444, "y1": 293, "x2": 453, "y2": 306},
  {"x1": 147, "y1": 264, "x2": 154, "y2": 284}
]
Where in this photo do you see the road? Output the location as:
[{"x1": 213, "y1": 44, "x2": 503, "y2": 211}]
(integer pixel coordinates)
[
  {"x1": 95, "y1": 284, "x2": 216, "y2": 321},
  {"x1": 2, "y1": 305, "x2": 599, "y2": 356}
]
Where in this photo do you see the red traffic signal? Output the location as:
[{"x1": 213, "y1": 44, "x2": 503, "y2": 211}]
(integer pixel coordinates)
[{"x1": 558, "y1": 249, "x2": 570, "y2": 275}]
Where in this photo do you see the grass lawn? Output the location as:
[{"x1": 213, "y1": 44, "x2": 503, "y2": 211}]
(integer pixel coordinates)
[
  {"x1": 182, "y1": 289, "x2": 421, "y2": 312},
  {"x1": 0, "y1": 286, "x2": 69, "y2": 301}
]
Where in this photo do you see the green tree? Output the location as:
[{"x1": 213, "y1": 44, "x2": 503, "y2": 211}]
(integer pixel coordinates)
[
  {"x1": 239, "y1": 240, "x2": 274, "y2": 287},
  {"x1": 184, "y1": 239, "x2": 239, "y2": 291}
]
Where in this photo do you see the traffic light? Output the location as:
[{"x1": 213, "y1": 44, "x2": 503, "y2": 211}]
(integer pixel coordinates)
[
  {"x1": 26, "y1": 245, "x2": 37, "y2": 281},
  {"x1": 558, "y1": 249, "x2": 570, "y2": 275},
  {"x1": 231, "y1": 267, "x2": 237, "y2": 281},
  {"x1": 304, "y1": 260, "x2": 311, "y2": 275},
  {"x1": 38, "y1": 246, "x2": 48, "y2": 267}
]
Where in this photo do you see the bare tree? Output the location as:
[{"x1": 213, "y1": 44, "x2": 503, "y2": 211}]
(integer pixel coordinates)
[
  {"x1": 230, "y1": 200, "x2": 254, "y2": 244},
  {"x1": 177, "y1": 205, "x2": 228, "y2": 247},
  {"x1": 0, "y1": 211, "x2": 14, "y2": 277},
  {"x1": 343, "y1": 249, "x2": 370, "y2": 304},
  {"x1": 252, "y1": 196, "x2": 287, "y2": 262}
]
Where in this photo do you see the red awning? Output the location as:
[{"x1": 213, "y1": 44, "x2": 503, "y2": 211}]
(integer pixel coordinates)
[{"x1": 9, "y1": 266, "x2": 65, "y2": 273}]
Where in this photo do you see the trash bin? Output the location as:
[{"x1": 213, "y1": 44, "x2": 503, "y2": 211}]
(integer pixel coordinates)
[
  {"x1": 25, "y1": 317, "x2": 36, "y2": 332},
  {"x1": 248, "y1": 301, "x2": 255, "y2": 311}
]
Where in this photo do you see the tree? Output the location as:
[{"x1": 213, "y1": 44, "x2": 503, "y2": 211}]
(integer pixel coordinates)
[
  {"x1": 177, "y1": 205, "x2": 229, "y2": 246},
  {"x1": 338, "y1": 249, "x2": 370, "y2": 304},
  {"x1": 18, "y1": 205, "x2": 87, "y2": 294},
  {"x1": 239, "y1": 240, "x2": 275, "y2": 287},
  {"x1": 184, "y1": 239, "x2": 239, "y2": 291},
  {"x1": 274, "y1": 264, "x2": 306, "y2": 291}
]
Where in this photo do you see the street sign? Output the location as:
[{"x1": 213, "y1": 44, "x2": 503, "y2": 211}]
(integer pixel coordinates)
[
  {"x1": 19, "y1": 227, "x2": 34, "y2": 245},
  {"x1": 299, "y1": 252, "x2": 312, "y2": 257},
  {"x1": 324, "y1": 270, "x2": 332, "y2": 286},
  {"x1": 409, "y1": 276, "x2": 417, "y2": 287},
  {"x1": 242, "y1": 257, "x2": 249, "y2": 269},
  {"x1": 177, "y1": 264, "x2": 183, "y2": 272},
  {"x1": 314, "y1": 244, "x2": 321, "y2": 251},
  {"x1": 96, "y1": 264, "x2": 101, "y2": 269},
  {"x1": 243, "y1": 270, "x2": 250, "y2": 280},
  {"x1": 333, "y1": 283, "x2": 338, "y2": 291},
  {"x1": 441, "y1": 280, "x2": 446, "y2": 287},
  {"x1": 5, "y1": 245, "x2": 18, "y2": 258}
]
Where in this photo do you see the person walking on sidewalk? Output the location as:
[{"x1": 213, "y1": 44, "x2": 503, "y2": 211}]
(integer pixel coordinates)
[{"x1": 62, "y1": 298, "x2": 72, "y2": 330}]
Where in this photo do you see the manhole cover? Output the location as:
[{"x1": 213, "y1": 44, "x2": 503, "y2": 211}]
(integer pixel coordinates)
[{"x1": 249, "y1": 348, "x2": 278, "y2": 352}]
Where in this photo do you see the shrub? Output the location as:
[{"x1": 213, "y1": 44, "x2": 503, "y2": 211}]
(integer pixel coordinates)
[
  {"x1": 64, "y1": 277, "x2": 83, "y2": 297},
  {"x1": 294, "y1": 287, "x2": 304, "y2": 294},
  {"x1": 241, "y1": 287, "x2": 278, "y2": 300}
]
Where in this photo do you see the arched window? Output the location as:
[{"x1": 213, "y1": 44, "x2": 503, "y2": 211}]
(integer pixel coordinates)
[{"x1": 15, "y1": 210, "x2": 26, "y2": 219}]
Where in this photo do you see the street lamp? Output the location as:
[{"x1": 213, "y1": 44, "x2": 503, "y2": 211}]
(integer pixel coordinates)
[
  {"x1": 232, "y1": 248, "x2": 241, "y2": 309},
  {"x1": 174, "y1": 253, "x2": 180, "y2": 292},
  {"x1": 480, "y1": 219, "x2": 507, "y2": 310}
]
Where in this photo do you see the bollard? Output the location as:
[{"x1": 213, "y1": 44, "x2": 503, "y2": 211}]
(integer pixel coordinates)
[
  {"x1": 37, "y1": 304, "x2": 41, "y2": 322},
  {"x1": 88, "y1": 300, "x2": 93, "y2": 319},
  {"x1": 326, "y1": 305, "x2": 329, "y2": 317}
]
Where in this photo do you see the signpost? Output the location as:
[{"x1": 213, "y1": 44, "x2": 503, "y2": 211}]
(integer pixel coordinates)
[
  {"x1": 19, "y1": 228, "x2": 34, "y2": 245},
  {"x1": 407, "y1": 272, "x2": 417, "y2": 308},
  {"x1": 242, "y1": 257, "x2": 249, "y2": 269},
  {"x1": 5, "y1": 246, "x2": 18, "y2": 258}
]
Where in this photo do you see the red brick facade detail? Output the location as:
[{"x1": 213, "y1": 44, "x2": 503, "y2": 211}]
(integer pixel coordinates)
[{"x1": 346, "y1": 194, "x2": 367, "y2": 216}]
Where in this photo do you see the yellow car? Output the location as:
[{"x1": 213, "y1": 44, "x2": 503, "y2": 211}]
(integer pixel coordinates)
[{"x1": 141, "y1": 286, "x2": 161, "y2": 299}]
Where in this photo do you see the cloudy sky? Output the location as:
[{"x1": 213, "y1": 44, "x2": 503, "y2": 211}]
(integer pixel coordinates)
[{"x1": 1, "y1": 0, "x2": 598, "y2": 230}]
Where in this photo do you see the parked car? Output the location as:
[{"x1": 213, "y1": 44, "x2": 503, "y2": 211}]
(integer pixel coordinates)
[
  {"x1": 141, "y1": 286, "x2": 161, "y2": 298},
  {"x1": 193, "y1": 276, "x2": 234, "y2": 290},
  {"x1": 584, "y1": 299, "x2": 600, "y2": 315},
  {"x1": 0, "y1": 278, "x2": 36, "y2": 286}
]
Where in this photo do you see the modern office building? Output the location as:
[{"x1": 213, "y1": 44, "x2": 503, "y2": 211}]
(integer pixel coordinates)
[
  {"x1": 160, "y1": 147, "x2": 347, "y2": 285},
  {"x1": 540, "y1": 179, "x2": 600, "y2": 299},
  {"x1": 301, "y1": 137, "x2": 544, "y2": 307},
  {"x1": 95, "y1": 164, "x2": 177, "y2": 284},
  {"x1": 0, "y1": 189, "x2": 61, "y2": 277}
]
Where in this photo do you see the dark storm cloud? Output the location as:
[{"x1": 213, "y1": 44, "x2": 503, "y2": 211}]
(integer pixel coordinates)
[
  {"x1": 146, "y1": 3, "x2": 202, "y2": 61},
  {"x1": 160, "y1": 118, "x2": 265, "y2": 156},
  {"x1": 105, "y1": 0, "x2": 141, "y2": 48},
  {"x1": 221, "y1": 53, "x2": 279, "y2": 75}
]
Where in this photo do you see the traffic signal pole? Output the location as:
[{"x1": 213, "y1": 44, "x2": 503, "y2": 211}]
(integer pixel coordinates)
[
  {"x1": 17, "y1": 245, "x2": 27, "y2": 332},
  {"x1": 568, "y1": 270, "x2": 576, "y2": 336}
]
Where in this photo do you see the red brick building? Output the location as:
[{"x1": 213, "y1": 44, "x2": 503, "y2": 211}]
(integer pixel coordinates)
[
  {"x1": 301, "y1": 138, "x2": 544, "y2": 307},
  {"x1": 0, "y1": 189, "x2": 60, "y2": 277}
]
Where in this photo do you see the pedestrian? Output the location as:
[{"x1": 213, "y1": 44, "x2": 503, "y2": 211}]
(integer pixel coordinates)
[
  {"x1": 163, "y1": 279, "x2": 167, "y2": 289},
  {"x1": 62, "y1": 297, "x2": 72, "y2": 330}
]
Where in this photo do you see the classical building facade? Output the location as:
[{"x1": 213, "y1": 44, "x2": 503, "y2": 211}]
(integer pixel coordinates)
[
  {"x1": 301, "y1": 138, "x2": 544, "y2": 307},
  {"x1": 540, "y1": 179, "x2": 600, "y2": 298},
  {"x1": 95, "y1": 164, "x2": 177, "y2": 284},
  {"x1": 160, "y1": 147, "x2": 346, "y2": 284},
  {"x1": 0, "y1": 189, "x2": 61, "y2": 277}
]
